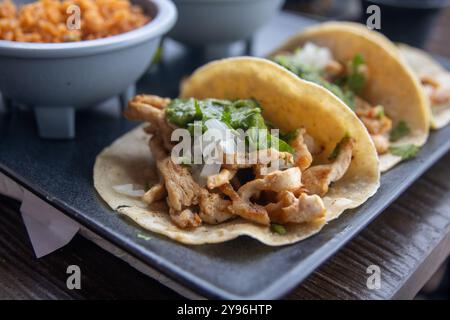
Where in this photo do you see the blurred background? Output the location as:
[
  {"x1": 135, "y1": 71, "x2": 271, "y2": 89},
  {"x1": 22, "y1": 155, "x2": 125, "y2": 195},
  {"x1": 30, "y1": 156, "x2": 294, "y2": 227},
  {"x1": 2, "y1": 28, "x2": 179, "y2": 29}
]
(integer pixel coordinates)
[
  {"x1": 284, "y1": 0, "x2": 450, "y2": 299},
  {"x1": 284, "y1": 0, "x2": 450, "y2": 55},
  {"x1": 284, "y1": 0, "x2": 450, "y2": 300}
]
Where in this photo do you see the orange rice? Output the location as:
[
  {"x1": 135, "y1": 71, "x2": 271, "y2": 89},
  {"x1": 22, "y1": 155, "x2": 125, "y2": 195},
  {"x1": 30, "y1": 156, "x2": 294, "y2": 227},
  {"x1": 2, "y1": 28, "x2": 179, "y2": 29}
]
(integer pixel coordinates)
[{"x1": 0, "y1": 0, "x2": 151, "y2": 43}]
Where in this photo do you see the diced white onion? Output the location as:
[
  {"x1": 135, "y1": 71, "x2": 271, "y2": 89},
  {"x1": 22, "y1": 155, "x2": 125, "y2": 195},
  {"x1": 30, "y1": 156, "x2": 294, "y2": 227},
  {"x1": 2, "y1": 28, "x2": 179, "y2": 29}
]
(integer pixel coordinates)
[
  {"x1": 112, "y1": 184, "x2": 145, "y2": 197},
  {"x1": 205, "y1": 119, "x2": 229, "y2": 132},
  {"x1": 204, "y1": 118, "x2": 237, "y2": 154},
  {"x1": 294, "y1": 42, "x2": 332, "y2": 71}
]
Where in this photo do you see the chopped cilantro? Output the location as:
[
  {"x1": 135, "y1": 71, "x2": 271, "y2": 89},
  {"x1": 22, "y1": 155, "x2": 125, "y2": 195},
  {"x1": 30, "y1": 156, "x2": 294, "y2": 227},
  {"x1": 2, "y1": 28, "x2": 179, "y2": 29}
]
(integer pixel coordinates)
[
  {"x1": 270, "y1": 223, "x2": 287, "y2": 235},
  {"x1": 345, "y1": 53, "x2": 366, "y2": 94},
  {"x1": 328, "y1": 135, "x2": 351, "y2": 161},
  {"x1": 269, "y1": 134, "x2": 295, "y2": 154},
  {"x1": 273, "y1": 54, "x2": 356, "y2": 110},
  {"x1": 166, "y1": 98, "x2": 294, "y2": 153},
  {"x1": 247, "y1": 128, "x2": 295, "y2": 154},
  {"x1": 389, "y1": 144, "x2": 419, "y2": 160},
  {"x1": 166, "y1": 98, "x2": 199, "y2": 127},
  {"x1": 137, "y1": 233, "x2": 152, "y2": 241},
  {"x1": 390, "y1": 121, "x2": 410, "y2": 142}
]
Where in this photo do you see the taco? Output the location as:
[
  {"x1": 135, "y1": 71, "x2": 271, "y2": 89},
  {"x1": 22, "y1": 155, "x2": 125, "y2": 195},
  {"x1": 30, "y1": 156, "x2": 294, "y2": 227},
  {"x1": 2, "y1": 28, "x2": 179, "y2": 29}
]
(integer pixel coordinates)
[
  {"x1": 269, "y1": 22, "x2": 430, "y2": 172},
  {"x1": 398, "y1": 44, "x2": 450, "y2": 129},
  {"x1": 94, "y1": 57, "x2": 380, "y2": 246}
]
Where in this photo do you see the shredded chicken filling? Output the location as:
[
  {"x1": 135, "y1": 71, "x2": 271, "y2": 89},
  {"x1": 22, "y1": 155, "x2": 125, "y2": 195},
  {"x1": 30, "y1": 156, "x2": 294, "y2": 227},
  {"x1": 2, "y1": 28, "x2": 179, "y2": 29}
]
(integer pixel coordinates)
[
  {"x1": 274, "y1": 46, "x2": 395, "y2": 155},
  {"x1": 421, "y1": 75, "x2": 450, "y2": 106},
  {"x1": 124, "y1": 94, "x2": 354, "y2": 230}
]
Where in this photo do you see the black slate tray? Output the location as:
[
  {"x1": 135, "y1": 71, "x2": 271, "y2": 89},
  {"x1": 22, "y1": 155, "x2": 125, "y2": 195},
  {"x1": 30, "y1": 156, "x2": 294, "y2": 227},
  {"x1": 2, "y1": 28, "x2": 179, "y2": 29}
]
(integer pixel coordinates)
[{"x1": 1, "y1": 12, "x2": 450, "y2": 299}]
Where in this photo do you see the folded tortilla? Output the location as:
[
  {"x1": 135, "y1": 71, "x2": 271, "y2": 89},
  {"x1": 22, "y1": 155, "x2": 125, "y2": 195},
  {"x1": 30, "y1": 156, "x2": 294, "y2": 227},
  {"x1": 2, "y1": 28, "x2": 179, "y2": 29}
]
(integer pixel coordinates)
[
  {"x1": 94, "y1": 57, "x2": 380, "y2": 246},
  {"x1": 398, "y1": 44, "x2": 450, "y2": 130},
  {"x1": 269, "y1": 22, "x2": 430, "y2": 172}
]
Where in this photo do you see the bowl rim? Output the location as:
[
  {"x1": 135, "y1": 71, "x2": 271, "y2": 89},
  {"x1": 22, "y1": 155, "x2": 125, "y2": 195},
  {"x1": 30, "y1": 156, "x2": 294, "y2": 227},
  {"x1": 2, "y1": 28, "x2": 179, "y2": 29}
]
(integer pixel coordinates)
[{"x1": 0, "y1": 0, "x2": 177, "y2": 58}]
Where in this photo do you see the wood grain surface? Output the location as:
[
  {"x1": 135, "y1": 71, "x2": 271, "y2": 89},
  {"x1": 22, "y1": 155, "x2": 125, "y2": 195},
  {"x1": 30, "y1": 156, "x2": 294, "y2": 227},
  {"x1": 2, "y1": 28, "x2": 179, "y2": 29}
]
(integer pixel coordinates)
[
  {"x1": 1, "y1": 5, "x2": 450, "y2": 300},
  {"x1": 1, "y1": 151, "x2": 449, "y2": 300},
  {"x1": 0, "y1": 195, "x2": 182, "y2": 299},
  {"x1": 289, "y1": 153, "x2": 450, "y2": 299}
]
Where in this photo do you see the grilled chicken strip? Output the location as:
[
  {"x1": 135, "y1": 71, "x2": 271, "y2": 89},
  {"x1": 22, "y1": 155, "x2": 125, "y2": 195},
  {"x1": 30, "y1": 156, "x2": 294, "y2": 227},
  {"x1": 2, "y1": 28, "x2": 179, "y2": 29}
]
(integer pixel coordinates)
[
  {"x1": 125, "y1": 95, "x2": 174, "y2": 150},
  {"x1": 304, "y1": 132, "x2": 323, "y2": 155},
  {"x1": 217, "y1": 168, "x2": 302, "y2": 226},
  {"x1": 371, "y1": 134, "x2": 389, "y2": 155},
  {"x1": 324, "y1": 60, "x2": 344, "y2": 79},
  {"x1": 142, "y1": 182, "x2": 166, "y2": 205},
  {"x1": 198, "y1": 190, "x2": 234, "y2": 224},
  {"x1": 358, "y1": 115, "x2": 392, "y2": 137},
  {"x1": 266, "y1": 191, "x2": 325, "y2": 224},
  {"x1": 157, "y1": 157, "x2": 202, "y2": 212},
  {"x1": 427, "y1": 85, "x2": 450, "y2": 105},
  {"x1": 169, "y1": 208, "x2": 202, "y2": 229},
  {"x1": 238, "y1": 167, "x2": 302, "y2": 201},
  {"x1": 290, "y1": 128, "x2": 313, "y2": 171},
  {"x1": 149, "y1": 135, "x2": 202, "y2": 228},
  {"x1": 206, "y1": 169, "x2": 237, "y2": 190},
  {"x1": 355, "y1": 96, "x2": 392, "y2": 155},
  {"x1": 356, "y1": 98, "x2": 392, "y2": 137},
  {"x1": 421, "y1": 75, "x2": 450, "y2": 105},
  {"x1": 219, "y1": 183, "x2": 270, "y2": 226},
  {"x1": 149, "y1": 134, "x2": 168, "y2": 161},
  {"x1": 302, "y1": 138, "x2": 354, "y2": 197},
  {"x1": 130, "y1": 94, "x2": 171, "y2": 109}
]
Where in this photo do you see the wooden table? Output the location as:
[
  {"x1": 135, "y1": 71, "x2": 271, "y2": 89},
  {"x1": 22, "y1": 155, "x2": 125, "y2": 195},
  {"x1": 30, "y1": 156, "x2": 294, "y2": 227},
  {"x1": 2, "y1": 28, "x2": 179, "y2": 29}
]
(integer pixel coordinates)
[{"x1": 1, "y1": 8, "x2": 450, "y2": 299}]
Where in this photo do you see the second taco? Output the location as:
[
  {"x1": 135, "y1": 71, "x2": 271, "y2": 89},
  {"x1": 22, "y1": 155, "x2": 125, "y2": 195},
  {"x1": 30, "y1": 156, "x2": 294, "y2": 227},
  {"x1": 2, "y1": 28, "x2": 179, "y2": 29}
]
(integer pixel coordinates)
[{"x1": 269, "y1": 22, "x2": 430, "y2": 172}]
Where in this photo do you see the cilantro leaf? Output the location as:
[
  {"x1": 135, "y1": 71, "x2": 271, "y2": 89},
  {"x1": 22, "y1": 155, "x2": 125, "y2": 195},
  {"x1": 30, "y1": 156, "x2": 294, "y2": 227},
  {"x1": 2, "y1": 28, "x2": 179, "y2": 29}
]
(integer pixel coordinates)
[
  {"x1": 166, "y1": 98, "x2": 199, "y2": 127},
  {"x1": 390, "y1": 121, "x2": 410, "y2": 142},
  {"x1": 228, "y1": 100, "x2": 266, "y2": 130},
  {"x1": 345, "y1": 53, "x2": 366, "y2": 94},
  {"x1": 268, "y1": 134, "x2": 295, "y2": 154},
  {"x1": 137, "y1": 233, "x2": 152, "y2": 241},
  {"x1": 247, "y1": 128, "x2": 295, "y2": 154},
  {"x1": 389, "y1": 144, "x2": 419, "y2": 160}
]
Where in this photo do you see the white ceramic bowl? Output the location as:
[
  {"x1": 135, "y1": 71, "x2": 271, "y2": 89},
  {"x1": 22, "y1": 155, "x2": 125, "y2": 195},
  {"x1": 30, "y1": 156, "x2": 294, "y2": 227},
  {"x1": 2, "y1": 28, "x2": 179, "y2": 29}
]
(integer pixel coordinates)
[
  {"x1": 169, "y1": 0, "x2": 284, "y2": 46},
  {"x1": 0, "y1": 0, "x2": 177, "y2": 138}
]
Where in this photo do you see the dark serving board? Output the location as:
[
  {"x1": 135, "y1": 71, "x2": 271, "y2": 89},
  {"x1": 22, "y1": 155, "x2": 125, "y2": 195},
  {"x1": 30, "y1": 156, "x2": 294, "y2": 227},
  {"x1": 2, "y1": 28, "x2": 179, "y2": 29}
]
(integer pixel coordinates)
[{"x1": 1, "y1": 12, "x2": 450, "y2": 299}]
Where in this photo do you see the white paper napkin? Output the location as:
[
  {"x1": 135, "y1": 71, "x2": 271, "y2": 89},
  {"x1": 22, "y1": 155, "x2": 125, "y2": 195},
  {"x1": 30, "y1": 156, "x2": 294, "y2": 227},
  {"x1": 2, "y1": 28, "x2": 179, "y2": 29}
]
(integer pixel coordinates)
[{"x1": 0, "y1": 172, "x2": 79, "y2": 258}]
